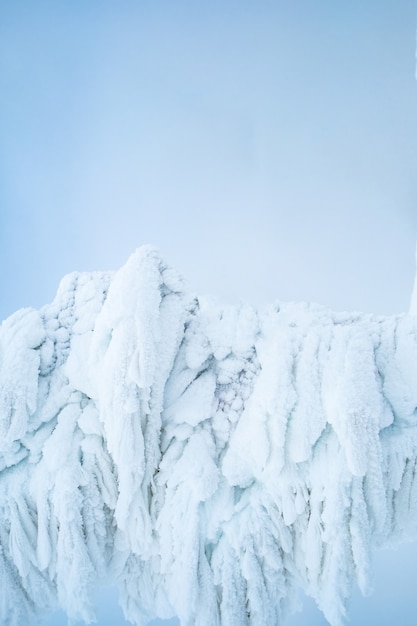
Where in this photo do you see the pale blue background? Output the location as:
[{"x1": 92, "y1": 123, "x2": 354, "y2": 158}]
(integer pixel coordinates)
[{"x1": 1, "y1": 1, "x2": 417, "y2": 624}]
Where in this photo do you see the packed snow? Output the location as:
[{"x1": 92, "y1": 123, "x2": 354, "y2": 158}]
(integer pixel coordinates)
[{"x1": 1, "y1": 246, "x2": 417, "y2": 626}]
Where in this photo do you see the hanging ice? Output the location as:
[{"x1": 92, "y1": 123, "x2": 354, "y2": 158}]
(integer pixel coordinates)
[{"x1": 1, "y1": 246, "x2": 417, "y2": 626}]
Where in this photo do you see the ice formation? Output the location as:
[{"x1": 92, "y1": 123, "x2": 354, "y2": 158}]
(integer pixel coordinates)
[{"x1": 1, "y1": 246, "x2": 417, "y2": 626}]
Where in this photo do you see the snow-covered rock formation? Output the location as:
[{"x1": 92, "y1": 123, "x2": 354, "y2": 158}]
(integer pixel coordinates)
[{"x1": 1, "y1": 246, "x2": 417, "y2": 626}]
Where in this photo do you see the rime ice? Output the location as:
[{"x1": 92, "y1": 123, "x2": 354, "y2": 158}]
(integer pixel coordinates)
[{"x1": 1, "y1": 246, "x2": 417, "y2": 626}]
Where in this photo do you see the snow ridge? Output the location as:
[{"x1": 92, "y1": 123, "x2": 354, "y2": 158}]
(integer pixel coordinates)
[{"x1": 1, "y1": 246, "x2": 417, "y2": 626}]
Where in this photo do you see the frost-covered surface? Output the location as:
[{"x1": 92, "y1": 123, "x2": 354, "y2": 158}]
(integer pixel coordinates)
[{"x1": 1, "y1": 246, "x2": 417, "y2": 626}]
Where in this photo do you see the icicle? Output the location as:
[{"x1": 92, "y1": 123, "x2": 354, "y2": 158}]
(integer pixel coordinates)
[{"x1": 0, "y1": 246, "x2": 417, "y2": 626}]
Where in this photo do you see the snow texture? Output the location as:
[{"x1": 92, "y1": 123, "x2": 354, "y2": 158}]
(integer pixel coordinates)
[{"x1": 1, "y1": 246, "x2": 417, "y2": 626}]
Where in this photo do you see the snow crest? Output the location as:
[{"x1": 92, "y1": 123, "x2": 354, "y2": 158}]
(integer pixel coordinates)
[{"x1": 1, "y1": 247, "x2": 417, "y2": 626}]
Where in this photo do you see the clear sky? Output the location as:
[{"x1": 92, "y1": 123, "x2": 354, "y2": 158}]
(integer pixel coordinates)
[{"x1": 1, "y1": 1, "x2": 417, "y2": 625}]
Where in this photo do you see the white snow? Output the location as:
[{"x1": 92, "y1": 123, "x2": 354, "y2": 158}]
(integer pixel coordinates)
[{"x1": 1, "y1": 246, "x2": 417, "y2": 626}]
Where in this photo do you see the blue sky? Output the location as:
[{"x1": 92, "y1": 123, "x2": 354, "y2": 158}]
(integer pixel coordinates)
[{"x1": 1, "y1": 1, "x2": 417, "y2": 625}]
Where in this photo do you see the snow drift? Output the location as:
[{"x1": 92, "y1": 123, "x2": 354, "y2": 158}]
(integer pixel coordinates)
[{"x1": 1, "y1": 246, "x2": 417, "y2": 626}]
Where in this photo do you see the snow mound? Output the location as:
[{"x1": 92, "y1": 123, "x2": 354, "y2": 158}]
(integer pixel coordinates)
[{"x1": 1, "y1": 246, "x2": 417, "y2": 626}]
